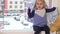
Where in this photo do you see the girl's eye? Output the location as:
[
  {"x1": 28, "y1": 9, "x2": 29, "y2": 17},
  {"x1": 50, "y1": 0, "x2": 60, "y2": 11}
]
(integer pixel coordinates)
[
  {"x1": 36, "y1": 3, "x2": 43, "y2": 5},
  {"x1": 36, "y1": 3, "x2": 39, "y2": 5},
  {"x1": 40, "y1": 3, "x2": 43, "y2": 5}
]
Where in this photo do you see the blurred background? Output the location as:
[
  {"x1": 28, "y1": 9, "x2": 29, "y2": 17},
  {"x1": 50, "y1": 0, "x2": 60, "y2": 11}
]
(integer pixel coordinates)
[{"x1": 0, "y1": 0, "x2": 60, "y2": 34}]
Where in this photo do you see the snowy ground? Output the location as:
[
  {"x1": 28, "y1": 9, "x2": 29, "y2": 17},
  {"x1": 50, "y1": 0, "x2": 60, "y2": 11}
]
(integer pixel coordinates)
[
  {"x1": 0, "y1": 16, "x2": 56, "y2": 34},
  {"x1": 1, "y1": 14, "x2": 33, "y2": 30}
]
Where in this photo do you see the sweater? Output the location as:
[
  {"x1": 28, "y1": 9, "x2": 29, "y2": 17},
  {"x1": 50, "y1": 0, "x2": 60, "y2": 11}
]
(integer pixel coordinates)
[{"x1": 28, "y1": 7, "x2": 56, "y2": 27}]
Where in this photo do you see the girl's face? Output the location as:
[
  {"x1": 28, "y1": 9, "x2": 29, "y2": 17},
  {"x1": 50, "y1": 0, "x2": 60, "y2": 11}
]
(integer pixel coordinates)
[{"x1": 36, "y1": 1, "x2": 44, "y2": 10}]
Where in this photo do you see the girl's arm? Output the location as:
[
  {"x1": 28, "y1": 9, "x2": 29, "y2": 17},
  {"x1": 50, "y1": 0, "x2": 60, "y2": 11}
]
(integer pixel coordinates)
[
  {"x1": 46, "y1": 7, "x2": 56, "y2": 13},
  {"x1": 28, "y1": 8, "x2": 35, "y2": 18}
]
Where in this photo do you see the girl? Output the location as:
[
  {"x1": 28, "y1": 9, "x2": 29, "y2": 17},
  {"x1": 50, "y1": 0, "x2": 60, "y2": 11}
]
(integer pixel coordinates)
[{"x1": 28, "y1": 0, "x2": 56, "y2": 34}]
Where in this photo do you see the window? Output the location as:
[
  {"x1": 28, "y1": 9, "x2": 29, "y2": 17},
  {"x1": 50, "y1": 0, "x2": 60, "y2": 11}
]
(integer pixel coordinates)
[
  {"x1": 15, "y1": 6, "x2": 17, "y2": 8},
  {"x1": 15, "y1": 1, "x2": 17, "y2": 4},
  {"x1": 20, "y1": 5, "x2": 23, "y2": 8},
  {"x1": 9, "y1": 5, "x2": 12, "y2": 8},
  {"x1": 10, "y1": 1, "x2": 12, "y2": 4},
  {"x1": 20, "y1": 1, "x2": 23, "y2": 4},
  {"x1": 1, "y1": 5, "x2": 4, "y2": 9},
  {"x1": 1, "y1": 1, "x2": 4, "y2": 4}
]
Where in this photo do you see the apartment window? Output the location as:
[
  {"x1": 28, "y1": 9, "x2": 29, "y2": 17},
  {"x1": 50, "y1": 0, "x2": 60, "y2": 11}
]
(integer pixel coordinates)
[
  {"x1": 20, "y1": 2, "x2": 23, "y2": 4},
  {"x1": 15, "y1": 1, "x2": 17, "y2": 4},
  {"x1": 15, "y1": 6, "x2": 17, "y2": 8},
  {"x1": 20, "y1": 6, "x2": 23, "y2": 8},
  {"x1": 1, "y1": 5, "x2": 4, "y2": 9},
  {"x1": 9, "y1": 5, "x2": 12, "y2": 8},
  {"x1": 10, "y1": 1, "x2": 12, "y2": 4},
  {"x1": 1, "y1": 1, "x2": 4, "y2": 4}
]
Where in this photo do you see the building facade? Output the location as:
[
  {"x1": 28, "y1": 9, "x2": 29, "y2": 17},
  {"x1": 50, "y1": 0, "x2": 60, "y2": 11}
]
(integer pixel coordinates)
[{"x1": 4, "y1": 0, "x2": 24, "y2": 13}]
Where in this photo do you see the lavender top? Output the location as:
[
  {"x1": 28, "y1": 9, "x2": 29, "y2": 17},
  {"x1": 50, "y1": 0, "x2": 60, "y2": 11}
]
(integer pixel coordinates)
[{"x1": 28, "y1": 7, "x2": 56, "y2": 27}]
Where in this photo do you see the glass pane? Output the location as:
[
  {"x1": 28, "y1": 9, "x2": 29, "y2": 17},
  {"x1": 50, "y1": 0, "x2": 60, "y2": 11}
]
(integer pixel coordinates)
[
  {"x1": 10, "y1": 1, "x2": 12, "y2": 4},
  {"x1": 15, "y1": 1, "x2": 17, "y2": 4}
]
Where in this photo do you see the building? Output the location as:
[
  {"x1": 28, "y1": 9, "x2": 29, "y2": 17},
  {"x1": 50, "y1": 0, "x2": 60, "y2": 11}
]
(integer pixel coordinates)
[
  {"x1": 4, "y1": 0, "x2": 24, "y2": 13},
  {"x1": 0, "y1": 0, "x2": 4, "y2": 17},
  {"x1": 0, "y1": 0, "x2": 4, "y2": 11},
  {"x1": 0, "y1": 0, "x2": 4, "y2": 29}
]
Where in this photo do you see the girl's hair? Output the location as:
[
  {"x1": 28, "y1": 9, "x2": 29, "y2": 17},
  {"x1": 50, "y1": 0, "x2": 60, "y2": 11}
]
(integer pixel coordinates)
[{"x1": 34, "y1": 0, "x2": 47, "y2": 9}]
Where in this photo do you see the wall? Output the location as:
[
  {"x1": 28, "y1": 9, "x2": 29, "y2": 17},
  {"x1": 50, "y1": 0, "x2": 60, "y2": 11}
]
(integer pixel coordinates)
[
  {"x1": 58, "y1": 0, "x2": 60, "y2": 14},
  {"x1": 50, "y1": 0, "x2": 60, "y2": 32}
]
